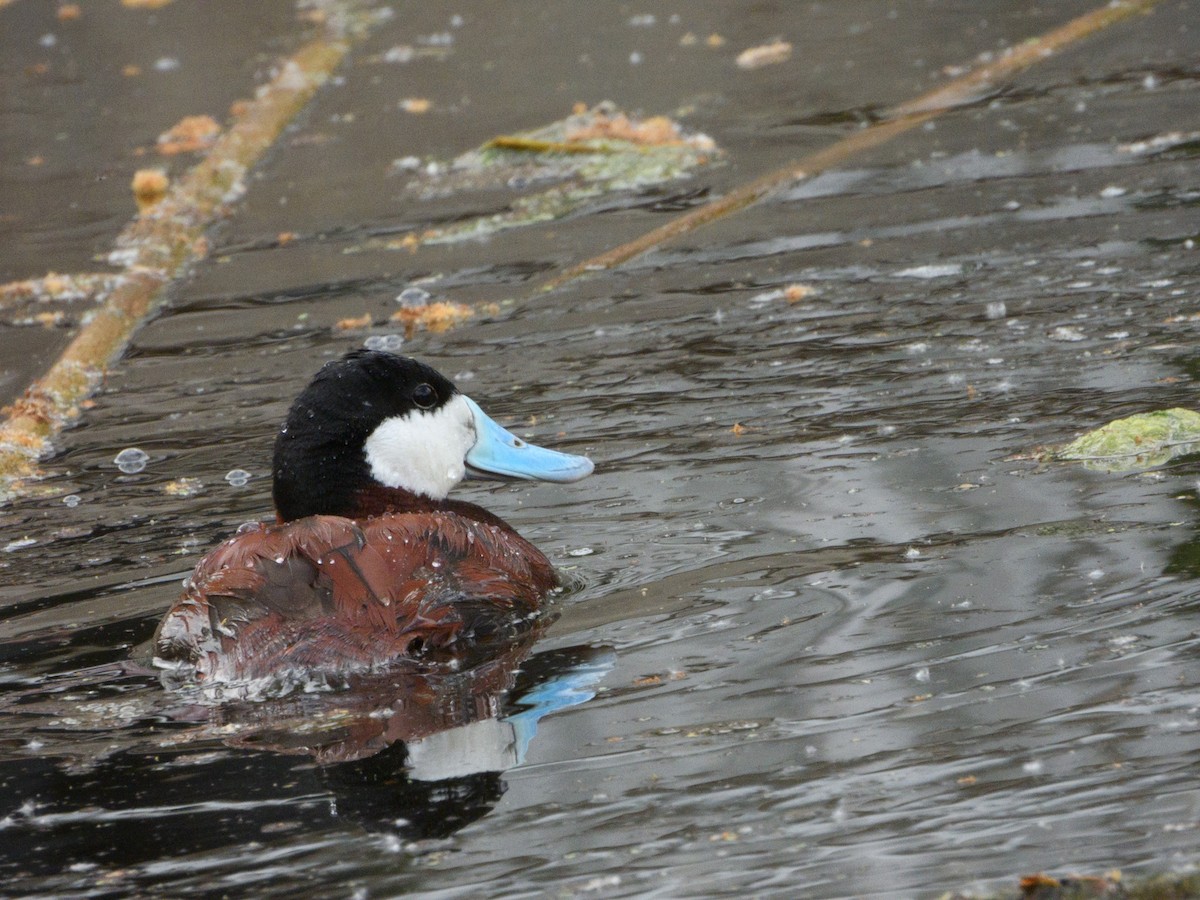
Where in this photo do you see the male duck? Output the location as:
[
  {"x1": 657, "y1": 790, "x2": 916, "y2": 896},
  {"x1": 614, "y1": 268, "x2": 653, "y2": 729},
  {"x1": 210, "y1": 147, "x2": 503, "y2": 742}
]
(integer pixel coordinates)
[{"x1": 153, "y1": 350, "x2": 593, "y2": 686}]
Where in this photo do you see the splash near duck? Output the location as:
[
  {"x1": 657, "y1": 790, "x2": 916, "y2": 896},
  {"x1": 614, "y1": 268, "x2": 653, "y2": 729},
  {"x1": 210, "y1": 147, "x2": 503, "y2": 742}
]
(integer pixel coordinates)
[{"x1": 153, "y1": 351, "x2": 593, "y2": 690}]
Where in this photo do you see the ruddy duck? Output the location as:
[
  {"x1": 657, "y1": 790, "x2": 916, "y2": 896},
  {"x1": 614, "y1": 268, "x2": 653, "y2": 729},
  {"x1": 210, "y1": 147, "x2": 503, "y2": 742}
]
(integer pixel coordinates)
[{"x1": 153, "y1": 350, "x2": 592, "y2": 686}]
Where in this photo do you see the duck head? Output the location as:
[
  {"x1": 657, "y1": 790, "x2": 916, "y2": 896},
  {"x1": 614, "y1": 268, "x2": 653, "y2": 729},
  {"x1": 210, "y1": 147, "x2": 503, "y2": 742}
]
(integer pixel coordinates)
[{"x1": 272, "y1": 350, "x2": 593, "y2": 522}]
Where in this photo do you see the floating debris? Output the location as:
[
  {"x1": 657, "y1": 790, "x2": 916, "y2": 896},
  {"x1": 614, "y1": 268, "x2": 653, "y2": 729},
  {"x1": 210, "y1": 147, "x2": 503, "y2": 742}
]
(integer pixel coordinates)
[
  {"x1": 1054, "y1": 408, "x2": 1200, "y2": 472},
  {"x1": 736, "y1": 40, "x2": 793, "y2": 70},
  {"x1": 389, "y1": 301, "x2": 474, "y2": 336},
  {"x1": 399, "y1": 98, "x2": 432, "y2": 114},
  {"x1": 895, "y1": 263, "x2": 963, "y2": 279},
  {"x1": 356, "y1": 103, "x2": 720, "y2": 251},
  {"x1": 162, "y1": 477, "x2": 203, "y2": 497},
  {"x1": 131, "y1": 168, "x2": 169, "y2": 212},
  {"x1": 114, "y1": 447, "x2": 149, "y2": 474},
  {"x1": 156, "y1": 115, "x2": 221, "y2": 155},
  {"x1": 1049, "y1": 325, "x2": 1086, "y2": 342},
  {"x1": 333, "y1": 313, "x2": 374, "y2": 331}
]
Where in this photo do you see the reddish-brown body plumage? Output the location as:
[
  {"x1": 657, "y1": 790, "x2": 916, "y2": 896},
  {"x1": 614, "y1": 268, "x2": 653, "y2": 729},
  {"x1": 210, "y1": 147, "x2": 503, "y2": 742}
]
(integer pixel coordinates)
[{"x1": 155, "y1": 509, "x2": 557, "y2": 684}]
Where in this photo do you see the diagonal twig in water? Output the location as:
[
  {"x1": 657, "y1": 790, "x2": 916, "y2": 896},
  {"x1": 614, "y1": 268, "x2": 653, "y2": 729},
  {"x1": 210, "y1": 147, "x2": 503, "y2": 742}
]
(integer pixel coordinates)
[{"x1": 538, "y1": 0, "x2": 1166, "y2": 293}]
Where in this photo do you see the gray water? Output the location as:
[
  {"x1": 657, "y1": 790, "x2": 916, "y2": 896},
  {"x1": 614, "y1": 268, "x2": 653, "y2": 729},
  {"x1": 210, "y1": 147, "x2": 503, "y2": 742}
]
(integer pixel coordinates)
[{"x1": 2, "y1": 1, "x2": 1199, "y2": 897}]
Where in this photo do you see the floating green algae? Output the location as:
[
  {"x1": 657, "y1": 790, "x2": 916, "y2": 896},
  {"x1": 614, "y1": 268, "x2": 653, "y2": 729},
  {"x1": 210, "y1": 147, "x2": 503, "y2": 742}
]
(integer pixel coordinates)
[
  {"x1": 354, "y1": 102, "x2": 721, "y2": 250},
  {"x1": 1055, "y1": 408, "x2": 1200, "y2": 472}
]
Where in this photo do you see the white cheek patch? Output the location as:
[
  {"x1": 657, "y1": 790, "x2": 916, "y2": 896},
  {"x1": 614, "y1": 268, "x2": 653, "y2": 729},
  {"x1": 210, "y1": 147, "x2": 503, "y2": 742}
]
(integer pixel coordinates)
[{"x1": 363, "y1": 394, "x2": 476, "y2": 499}]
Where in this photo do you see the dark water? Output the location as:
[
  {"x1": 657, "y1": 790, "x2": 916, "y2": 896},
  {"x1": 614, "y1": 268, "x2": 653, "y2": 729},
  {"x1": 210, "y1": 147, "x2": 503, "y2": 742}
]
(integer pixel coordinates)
[{"x1": 2, "y1": 1, "x2": 1200, "y2": 897}]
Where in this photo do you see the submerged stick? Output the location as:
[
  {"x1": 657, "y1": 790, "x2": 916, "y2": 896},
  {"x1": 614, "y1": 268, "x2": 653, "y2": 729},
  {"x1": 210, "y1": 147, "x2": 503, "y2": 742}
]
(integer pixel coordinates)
[
  {"x1": 539, "y1": 0, "x2": 1164, "y2": 292},
  {"x1": 0, "y1": 12, "x2": 374, "y2": 497}
]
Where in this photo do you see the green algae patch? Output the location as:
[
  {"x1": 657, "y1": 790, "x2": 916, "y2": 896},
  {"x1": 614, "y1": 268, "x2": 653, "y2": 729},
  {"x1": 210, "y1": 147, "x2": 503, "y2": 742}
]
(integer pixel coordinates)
[
  {"x1": 358, "y1": 103, "x2": 721, "y2": 251},
  {"x1": 1055, "y1": 408, "x2": 1200, "y2": 472}
]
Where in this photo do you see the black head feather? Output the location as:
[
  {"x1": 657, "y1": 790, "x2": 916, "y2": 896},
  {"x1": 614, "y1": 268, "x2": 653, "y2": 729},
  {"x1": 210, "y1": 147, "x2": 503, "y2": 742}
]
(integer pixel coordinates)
[{"x1": 272, "y1": 351, "x2": 459, "y2": 521}]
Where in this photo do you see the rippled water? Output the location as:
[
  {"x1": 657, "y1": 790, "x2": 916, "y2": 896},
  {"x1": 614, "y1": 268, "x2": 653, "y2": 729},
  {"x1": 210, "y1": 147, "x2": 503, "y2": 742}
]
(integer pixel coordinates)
[{"x1": 2, "y1": 1, "x2": 1199, "y2": 897}]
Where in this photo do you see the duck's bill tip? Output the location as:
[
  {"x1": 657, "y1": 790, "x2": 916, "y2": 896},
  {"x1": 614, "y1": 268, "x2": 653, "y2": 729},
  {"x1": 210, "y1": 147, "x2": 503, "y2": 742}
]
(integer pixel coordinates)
[{"x1": 464, "y1": 397, "x2": 594, "y2": 484}]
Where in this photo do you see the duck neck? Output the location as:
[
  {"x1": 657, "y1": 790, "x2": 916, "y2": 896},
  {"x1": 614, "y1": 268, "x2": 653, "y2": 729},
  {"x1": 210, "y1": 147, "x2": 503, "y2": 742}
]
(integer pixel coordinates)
[{"x1": 274, "y1": 479, "x2": 517, "y2": 533}]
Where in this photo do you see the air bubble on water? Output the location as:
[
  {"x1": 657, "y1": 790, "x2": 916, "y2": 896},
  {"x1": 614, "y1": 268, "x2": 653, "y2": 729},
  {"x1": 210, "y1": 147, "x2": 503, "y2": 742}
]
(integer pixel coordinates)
[
  {"x1": 225, "y1": 469, "x2": 252, "y2": 487},
  {"x1": 1099, "y1": 185, "x2": 1126, "y2": 199},
  {"x1": 396, "y1": 287, "x2": 431, "y2": 307},
  {"x1": 236, "y1": 521, "x2": 260, "y2": 535},
  {"x1": 154, "y1": 57, "x2": 181, "y2": 72},
  {"x1": 629, "y1": 51, "x2": 644, "y2": 65},
  {"x1": 1142, "y1": 73, "x2": 1159, "y2": 90},
  {"x1": 63, "y1": 494, "x2": 81, "y2": 508},
  {"x1": 629, "y1": 13, "x2": 656, "y2": 26},
  {"x1": 364, "y1": 333, "x2": 404, "y2": 352},
  {"x1": 449, "y1": 14, "x2": 465, "y2": 27},
  {"x1": 4, "y1": 537, "x2": 37, "y2": 553},
  {"x1": 568, "y1": 547, "x2": 595, "y2": 557},
  {"x1": 878, "y1": 424, "x2": 897, "y2": 436},
  {"x1": 454, "y1": 370, "x2": 475, "y2": 381},
  {"x1": 985, "y1": 301, "x2": 1007, "y2": 319},
  {"x1": 114, "y1": 447, "x2": 149, "y2": 474},
  {"x1": 1022, "y1": 759, "x2": 1044, "y2": 775},
  {"x1": 1087, "y1": 568, "x2": 1105, "y2": 581},
  {"x1": 39, "y1": 33, "x2": 58, "y2": 48},
  {"x1": 904, "y1": 547, "x2": 921, "y2": 560},
  {"x1": 914, "y1": 667, "x2": 931, "y2": 683}
]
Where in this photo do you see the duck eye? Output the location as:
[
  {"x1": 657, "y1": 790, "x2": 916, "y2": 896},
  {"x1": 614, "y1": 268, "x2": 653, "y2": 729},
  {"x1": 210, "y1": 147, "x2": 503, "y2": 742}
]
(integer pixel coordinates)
[{"x1": 412, "y1": 383, "x2": 437, "y2": 409}]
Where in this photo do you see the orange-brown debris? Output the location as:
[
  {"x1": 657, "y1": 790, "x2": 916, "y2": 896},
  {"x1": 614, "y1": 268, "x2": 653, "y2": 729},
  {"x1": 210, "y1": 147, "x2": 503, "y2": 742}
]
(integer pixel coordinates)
[
  {"x1": 334, "y1": 314, "x2": 374, "y2": 331},
  {"x1": 131, "y1": 169, "x2": 169, "y2": 212},
  {"x1": 389, "y1": 301, "x2": 474, "y2": 335},
  {"x1": 157, "y1": 115, "x2": 222, "y2": 155},
  {"x1": 567, "y1": 112, "x2": 696, "y2": 147}
]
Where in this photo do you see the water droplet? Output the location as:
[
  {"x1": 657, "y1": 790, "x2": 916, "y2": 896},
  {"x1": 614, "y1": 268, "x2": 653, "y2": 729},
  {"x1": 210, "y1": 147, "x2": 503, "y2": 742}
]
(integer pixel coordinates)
[
  {"x1": 396, "y1": 287, "x2": 431, "y2": 307},
  {"x1": 62, "y1": 494, "x2": 81, "y2": 508},
  {"x1": 364, "y1": 333, "x2": 405, "y2": 352},
  {"x1": 114, "y1": 447, "x2": 149, "y2": 474},
  {"x1": 225, "y1": 469, "x2": 251, "y2": 487}
]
